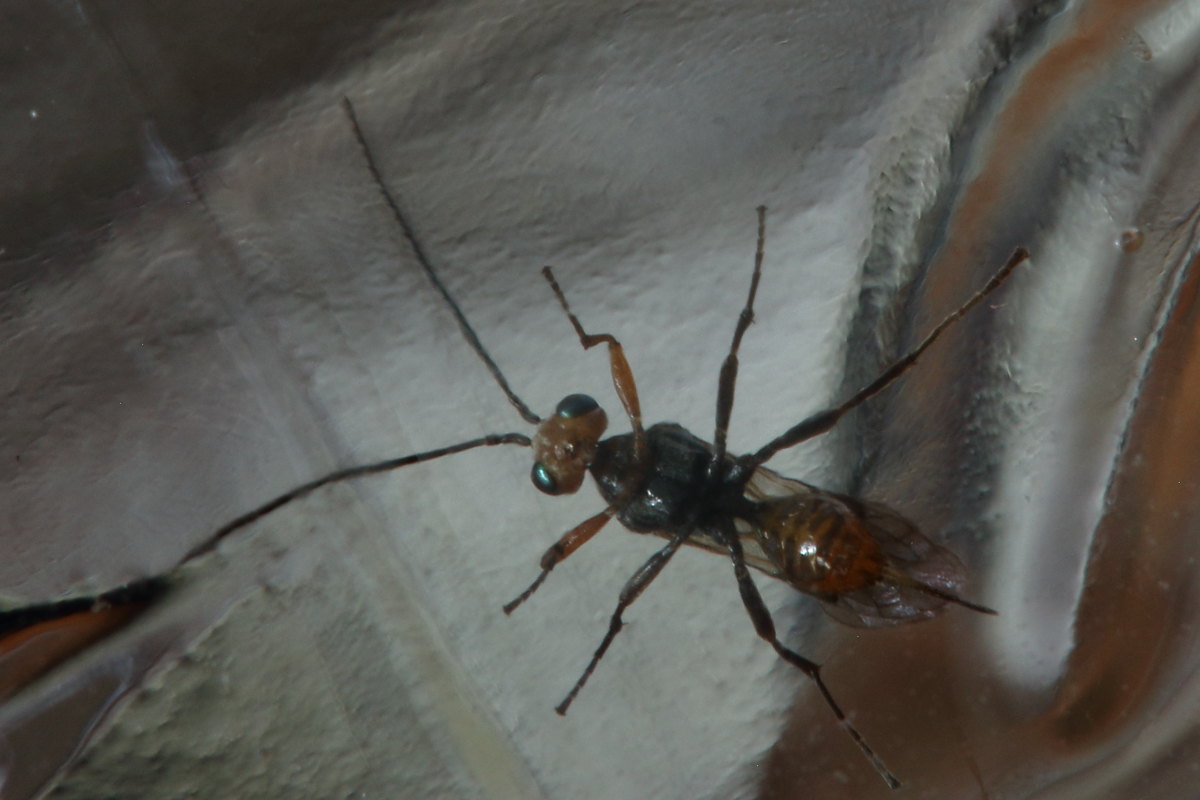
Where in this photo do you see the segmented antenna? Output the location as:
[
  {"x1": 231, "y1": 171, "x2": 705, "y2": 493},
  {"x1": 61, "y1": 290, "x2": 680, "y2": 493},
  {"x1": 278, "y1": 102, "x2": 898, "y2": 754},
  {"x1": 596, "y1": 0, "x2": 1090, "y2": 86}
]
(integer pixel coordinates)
[{"x1": 341, "y1": 97, "x2": 542, "y2": 425}]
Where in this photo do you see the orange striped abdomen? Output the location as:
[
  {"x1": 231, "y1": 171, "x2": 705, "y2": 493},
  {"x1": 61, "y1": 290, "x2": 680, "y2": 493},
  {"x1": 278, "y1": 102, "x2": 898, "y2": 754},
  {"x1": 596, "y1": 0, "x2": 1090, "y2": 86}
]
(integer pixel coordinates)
[{"x1": 753, "y1": 494, "x2": 886, "y2": 596}]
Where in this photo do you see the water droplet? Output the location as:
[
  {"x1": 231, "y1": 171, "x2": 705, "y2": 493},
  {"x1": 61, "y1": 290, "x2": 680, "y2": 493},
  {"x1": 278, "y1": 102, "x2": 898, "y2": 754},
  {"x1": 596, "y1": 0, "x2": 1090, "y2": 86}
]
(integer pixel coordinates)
[{"x1": 1116, "y1": 228, "x2": 1144, "y2": 253}]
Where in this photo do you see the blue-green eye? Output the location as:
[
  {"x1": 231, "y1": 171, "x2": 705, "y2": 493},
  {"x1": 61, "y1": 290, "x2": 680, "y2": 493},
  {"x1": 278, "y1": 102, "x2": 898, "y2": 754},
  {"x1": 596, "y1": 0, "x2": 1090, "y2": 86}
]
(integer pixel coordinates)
[
  {"x1": 531, "y1": 462, "x2": 560, "y2": 495},
  {"x1": 556, "y1": 394, "x2": 598, "y2": 418}
]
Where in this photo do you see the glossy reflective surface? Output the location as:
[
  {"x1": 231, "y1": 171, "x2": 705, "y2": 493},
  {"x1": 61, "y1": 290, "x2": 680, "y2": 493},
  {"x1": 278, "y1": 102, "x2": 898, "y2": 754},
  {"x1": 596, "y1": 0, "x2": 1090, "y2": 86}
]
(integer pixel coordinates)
[{"x1": 4, "y1": 2, "x2": 1200, "y2": 799}]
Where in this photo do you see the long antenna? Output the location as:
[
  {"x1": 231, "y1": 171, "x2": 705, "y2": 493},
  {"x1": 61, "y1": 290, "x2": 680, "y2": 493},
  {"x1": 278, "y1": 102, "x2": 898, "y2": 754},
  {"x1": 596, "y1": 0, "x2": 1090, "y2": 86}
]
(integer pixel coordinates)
[
  {"x1": 183, "y1": 433, "x2": 531, "y2": 562},
  {"x1": 341, "y1": 97, "x2": 542, "y2": 425}
]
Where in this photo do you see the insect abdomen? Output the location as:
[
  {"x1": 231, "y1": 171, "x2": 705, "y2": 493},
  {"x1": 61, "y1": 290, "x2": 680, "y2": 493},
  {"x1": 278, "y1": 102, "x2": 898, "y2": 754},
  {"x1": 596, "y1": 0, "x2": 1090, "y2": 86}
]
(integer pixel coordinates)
[{"x1": 753, "y1": 495, "x2": 886, "y2": 596}]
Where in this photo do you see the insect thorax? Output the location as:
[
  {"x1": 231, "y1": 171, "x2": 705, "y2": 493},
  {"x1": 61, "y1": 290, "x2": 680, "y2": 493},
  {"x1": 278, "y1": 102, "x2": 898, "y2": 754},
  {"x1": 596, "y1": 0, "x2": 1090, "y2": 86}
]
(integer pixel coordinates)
[{"x1": 589, "y1": 423, "x2": 741, "y2": 535}]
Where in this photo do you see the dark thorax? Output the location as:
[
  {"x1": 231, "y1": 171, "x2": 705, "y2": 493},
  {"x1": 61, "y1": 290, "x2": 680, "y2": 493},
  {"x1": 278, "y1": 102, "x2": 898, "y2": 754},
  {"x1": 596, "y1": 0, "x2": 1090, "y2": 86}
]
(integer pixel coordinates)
[{"x1": 589, "y1": 422, "x2": 745, "y2": 535}]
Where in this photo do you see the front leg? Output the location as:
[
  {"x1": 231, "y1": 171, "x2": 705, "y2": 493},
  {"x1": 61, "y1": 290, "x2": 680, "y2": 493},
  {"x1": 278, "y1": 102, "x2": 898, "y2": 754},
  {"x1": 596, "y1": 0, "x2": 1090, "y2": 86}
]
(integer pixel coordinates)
[
  {"x1": 503, "y1": 508, "x2": 615, "y2": 614},
  {"x1": 541, "y1": 266, "x2": 647, "y2": 460}
]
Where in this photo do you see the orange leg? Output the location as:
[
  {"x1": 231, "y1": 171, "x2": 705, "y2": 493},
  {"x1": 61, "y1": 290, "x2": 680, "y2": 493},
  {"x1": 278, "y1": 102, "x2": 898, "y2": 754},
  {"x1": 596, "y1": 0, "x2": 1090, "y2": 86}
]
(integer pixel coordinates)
[
  {"x1": 541, "y1": 266, "x2": 646, "y2": 460},
  {"x1": 503, "y1": 508, "x2": 615, "y2": 614}
]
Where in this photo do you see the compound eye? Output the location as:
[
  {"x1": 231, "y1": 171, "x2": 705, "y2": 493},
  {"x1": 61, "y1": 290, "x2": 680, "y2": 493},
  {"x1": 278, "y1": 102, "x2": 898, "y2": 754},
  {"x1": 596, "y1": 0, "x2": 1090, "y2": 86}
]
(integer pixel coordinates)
[
  {"x1": 556, "y1": 393, "x2": 599, "y2": 418},
  {"x1": 531, "y1": 462, "x2": 561, "y2": 495}
]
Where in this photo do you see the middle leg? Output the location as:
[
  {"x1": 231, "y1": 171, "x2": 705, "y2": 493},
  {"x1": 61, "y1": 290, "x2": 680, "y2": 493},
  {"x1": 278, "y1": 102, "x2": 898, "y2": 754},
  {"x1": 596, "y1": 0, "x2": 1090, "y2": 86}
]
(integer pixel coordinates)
[
  {"x1": 541, "y1": 266, "x2": 647, "y2": 460},
  {"x1": 709, "y1": 205, "x2": 768, "y2": 477},
  {"x1": 555, "y1": 528, "x2": 691, "y2": 715}
]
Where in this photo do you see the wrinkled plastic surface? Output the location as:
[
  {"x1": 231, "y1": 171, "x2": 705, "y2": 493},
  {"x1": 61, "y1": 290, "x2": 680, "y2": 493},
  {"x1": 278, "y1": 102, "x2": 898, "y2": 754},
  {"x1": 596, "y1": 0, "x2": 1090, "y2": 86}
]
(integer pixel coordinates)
[{"x1": 3, "y1": 1, "x2": 1200, "y2": 798}]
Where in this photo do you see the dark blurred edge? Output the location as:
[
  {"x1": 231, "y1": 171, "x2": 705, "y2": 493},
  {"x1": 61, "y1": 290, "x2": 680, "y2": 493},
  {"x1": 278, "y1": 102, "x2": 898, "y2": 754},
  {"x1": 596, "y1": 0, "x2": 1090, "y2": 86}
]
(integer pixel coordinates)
[{"x1": 0, "y1": 0, "x2": 434, "y2": 275}]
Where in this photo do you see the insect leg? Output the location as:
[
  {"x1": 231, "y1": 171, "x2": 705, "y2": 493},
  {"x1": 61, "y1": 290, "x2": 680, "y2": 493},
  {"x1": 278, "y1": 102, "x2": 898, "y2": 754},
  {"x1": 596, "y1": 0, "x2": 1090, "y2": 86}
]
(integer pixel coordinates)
[
  {"x1": 710, "y1": 205, "x2": 767, "y2": 474},
  {"x1": 555, "y1": 528, "x2": 690, "y2": 715},
  {"x1": 502, "y1": 508, "x2": 615, "y2": 614},
  {"x1": 540, "y1": 266, "x2": 647, "y2": 459},
  {"x1": 742, "y1": 246, "x2": 1030, "y2": 473},
  {"x1": 721, "y1": 524, "x2": 902, "y2": 789}
]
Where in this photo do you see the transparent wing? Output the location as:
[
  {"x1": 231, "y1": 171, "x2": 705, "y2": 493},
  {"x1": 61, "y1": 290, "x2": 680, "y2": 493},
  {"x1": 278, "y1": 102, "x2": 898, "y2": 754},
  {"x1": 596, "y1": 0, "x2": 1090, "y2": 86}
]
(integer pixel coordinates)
[
  {"x1": 819, "y1": 499, "x2": 969, "y2": 627},
  {"x1": 680, "y1": 523, "x2": 780, "y2": 578}
]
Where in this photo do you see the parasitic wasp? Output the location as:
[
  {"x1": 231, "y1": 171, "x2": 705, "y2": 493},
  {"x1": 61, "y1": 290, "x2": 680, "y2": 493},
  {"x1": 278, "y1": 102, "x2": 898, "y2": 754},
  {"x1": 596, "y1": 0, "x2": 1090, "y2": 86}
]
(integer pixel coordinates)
[{"x1": 1, "y1": 97, "x2": 1028, "y2": 790}]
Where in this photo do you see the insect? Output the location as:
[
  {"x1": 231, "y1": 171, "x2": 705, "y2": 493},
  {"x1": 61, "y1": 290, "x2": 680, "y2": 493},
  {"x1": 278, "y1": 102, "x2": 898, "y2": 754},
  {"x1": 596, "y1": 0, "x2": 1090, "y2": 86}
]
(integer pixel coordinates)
[{"x1": 0, "y1": 97, "x2": 1028, "y2": 790}]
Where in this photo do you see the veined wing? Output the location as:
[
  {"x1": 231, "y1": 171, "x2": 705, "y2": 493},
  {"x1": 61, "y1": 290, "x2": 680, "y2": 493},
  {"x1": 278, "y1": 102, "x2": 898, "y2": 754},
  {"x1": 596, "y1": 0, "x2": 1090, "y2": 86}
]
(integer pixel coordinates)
[
  {"x1": 662, "y1": 469, "x2": 855, "y2": 585},
  {"x1": 744, "y1": 466, "x2": 974, "y2": 628}
]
